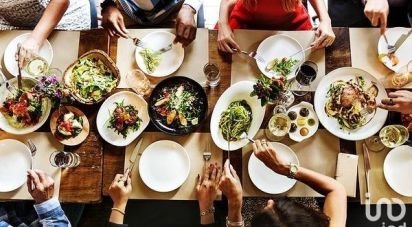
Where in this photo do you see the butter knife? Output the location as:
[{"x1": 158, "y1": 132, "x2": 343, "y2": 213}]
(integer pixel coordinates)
[
  {"x1": 362, "y1": 143, "x2": 371, "y2": 200},
  {"x1": 16, "y1": 43, "x2": 22, "y2": 91},
  {"x1": 125, "y1": 138, "x2": 143, "y2": 176},
  {"x1": 393, "y1": 29, "x2": 412, "y2": 53}
]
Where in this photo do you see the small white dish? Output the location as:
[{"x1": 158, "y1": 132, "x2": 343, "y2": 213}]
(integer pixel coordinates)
[
  {"x1": 384, "y1": 145, "x2": 412, "y2": 197},
  {"x1": 96, "y1": 91, "x2": 149, "y2": 147},
  {"x1": 287, "y1": 102, "x2": 319, "y2": 142},
  {"x1": 248, "y1": 142, "x2": 299, "y2": 194},
  {"x1": 139, "y1": 140, "x2": 190, "y2": 192},
  {"x1": 0, "y1": 139, "x2": 32, "y2": 192},
  {"x1": 378, "y1": 27, "x2": 412, "y2": 72}
]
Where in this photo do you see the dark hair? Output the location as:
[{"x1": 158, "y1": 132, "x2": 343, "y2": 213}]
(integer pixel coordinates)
[{"x1": 251, "y1": 198, "x2": 330, "y2": 227}]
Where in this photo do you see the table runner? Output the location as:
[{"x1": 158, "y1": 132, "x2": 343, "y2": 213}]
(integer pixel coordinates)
[
  {"x1": 116, "y1": 28, "x2": 209, "y2": 88},
  {"x1": 124, "y1": 132, "x2": 222, "y2": 200},
  {"x1": 0, "y1": 30, "x2": 80, "y2": 80},
  {"x1": 0, "y1": 132, "x2": 63, "y2": 200},
  {"x1": 242, "y1": 129, "x2": 339, "y2": 197},
  {"x1": 356, "y1": 141, "x2": 412, "y2": 204},
  {"x1": 231, "y1": 29, "x2": 325, "y2": 90}
]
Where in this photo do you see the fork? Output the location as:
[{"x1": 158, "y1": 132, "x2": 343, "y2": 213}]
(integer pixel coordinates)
[
  {"x1": 26, "y1": 139, "x2": 37, "y2": 170},
  {"x1": 233, "y1": 49, "x2": 266, "y2": 64},
  {"x1": 383, "y1": 33, "x2": 396, "y2": 54},
  {"x1": 203, "y1": 137, "x2": 212, "y2": 169},
  {"x1": 128, "y1": 35, "x2": 173, "y2": 54},
  {"x1": 240, "y1": 132, "x2": 255, "y2": 144}
]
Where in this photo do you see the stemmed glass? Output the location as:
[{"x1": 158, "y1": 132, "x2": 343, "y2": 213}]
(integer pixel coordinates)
[
  {"x1": 265, "y1": 105, "x2": 291, "y2": 142},
  {"x1": 291, "y1": 61, "x2": 318, "y2": 96},
  {"x1": 365, "y1": 125, "x2": 409, "y2": 152}
]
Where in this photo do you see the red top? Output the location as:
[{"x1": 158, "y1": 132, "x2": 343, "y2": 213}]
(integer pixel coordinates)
[{"x1": 228, "y1": 0, "x2": 312, "y2": 30}]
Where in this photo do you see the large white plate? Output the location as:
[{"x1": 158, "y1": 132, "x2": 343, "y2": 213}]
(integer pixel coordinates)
[
  {"x1": 3, "y1": 33, "x2": 53, "y2": 77},
  {"x1": 314, "y1": 67, "x2": 388, "y2": 141},
  {"x1": 96, "y1": 91, "x2": 149, "y2": 147},
  {"x1": 256, "y1": 34, "x2": 304, "y2": 79},
  {"x1": 210, "y1": 81, "x2": 266, "y2": 151},
  {"x1": 248, "y1": 142, "x2": 298, "y2": 194},
  {"x1": 139, "y1": 140, "x2": 190, "y2": 192},
  {"x1": 378, "y1": 27, "x2": 412, "y2": 72},
  {"x1": 0, "y1": 77, "x2": 52, "y2": 135},
  {"x1": 384, "y1": 145, "x2": 412, "y2": 197},
  {"x1": 135, "y1": 31, "x2": 184, "y2": 77},
  {"x1": 0, "y1": 139, "x2": 31, "y2": 192}
]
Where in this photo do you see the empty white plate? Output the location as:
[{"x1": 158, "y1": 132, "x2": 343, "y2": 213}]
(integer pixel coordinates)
[
  {"x1": 384, "y1": 145, "x2": 412, "y2": 197},
  {"x1": 248, "y1": 142, "x2": 299, "y2": 194},
  {"x1": 0, "y1": 139, "x2": 31, "y2": 192},
  {"x1": 139, "y1": 140, "x2": 190, "y2": 192},
  {"x1": 3, "y1": 33, "x2": 53, "y2": 77}
]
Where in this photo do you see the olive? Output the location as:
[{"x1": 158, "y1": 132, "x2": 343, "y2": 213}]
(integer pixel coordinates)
[
  {"x1": 290, "y1": 123, "x2": 297, "y2": 133},
  {"x1": 308, "y1": 118, "x2": 316, "y2": 126},
  {"x1": 299, "y1": 108, "x2": 309, "y2": 117},
  {"x1": 300, "y1": 127, "x2": 309, "y2": 136},
  {"x1": 288, "y1": 111, "x2": 297, "y2": 121}
]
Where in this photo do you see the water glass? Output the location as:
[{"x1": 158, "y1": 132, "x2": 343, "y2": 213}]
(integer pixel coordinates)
[
  {"x1": 204, "y1": 63, "x2": 220, "y2": 88},
  {"x1": 49, "y1": 151, "x2": 80, "y2": 168},
  {"x1": 126, "y1": 69, "x2": 152, "y2": 96},
  {"x1": 291, "y1": 61, "x2": 318, "y2": 96}
]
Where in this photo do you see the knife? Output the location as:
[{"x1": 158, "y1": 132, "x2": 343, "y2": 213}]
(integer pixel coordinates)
[
  {"x1": 362, "y1": 143, "x2": 371, "y2": 200},
  {"x1": 16, "y1": 43, "x2": 22, "y2": 91},
  {"x1": 125, "y1": 138, "x2": 144, "y2": 177},
  {"x1": 393, "y1": 29, "x2": 412, "y2": 53}
]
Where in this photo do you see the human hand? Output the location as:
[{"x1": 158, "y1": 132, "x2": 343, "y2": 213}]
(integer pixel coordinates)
[
  {"x1": 196, "y1": 162, "x2": 221, "y2": 212},
  {"x1": 108, "y1": 169, "x2": 132, "y2": 209},
  {"x1": 253, "y1": 139, "x2": 289, "y2": 176},
  {"x1": 217, "y1": 22, "x2": 240, "y2": 53},
  {"x1": 27, "y1": 170, "x2": 55, "y2": 204},
  {"x1": 378, "y1": 90, "x2": 412, "y2": 114},
  {"x1": 311, "y1": 20, "x2": 335, "y2": 48},
  {"x1": 364, "y1": 0, "x2": 389, "y2": 34},
  {"x1": 16, "y1": 36, "x2": 41, "y2": 68},
  {"x1": 218, "y1": 159, "x2": 242, "y2": 206},
  {"x1": 174, "y1": 5, "x2": 197, "y2": 47},
  {"x1": 101, "y1": 5, "x2": 129, "y2": 38}
]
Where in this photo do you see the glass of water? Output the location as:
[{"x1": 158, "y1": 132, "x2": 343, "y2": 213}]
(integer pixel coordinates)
[
  {"x1": 126, "y1": 69, "x2": 153, "y2": 97},
  {"x1": 203, "y1": 63, "x2": 220, "y2": 88},
  {"x1": 49, "y1": 151, "x2": 80, "y2": 168}
]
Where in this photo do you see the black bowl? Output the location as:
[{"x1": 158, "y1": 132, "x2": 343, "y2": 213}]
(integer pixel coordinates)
[{"x1": 148, "y1": 76, "x2": 208, "y2": 135}]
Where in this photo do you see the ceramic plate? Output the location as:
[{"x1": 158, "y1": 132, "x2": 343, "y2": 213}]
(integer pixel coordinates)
[
  {"x1": 139, "y1": 140, "x2": 190, "y2": 192},
  {"x1": 384, "y1": 145, "x2": 412, "y2": 197},
  {"x1": 248, "y1": 142, "x2": 298, "y2": 194},
  {"x1": 287, "y1": 102, "x2": 319, "y2": 142},
  {"x1": 378, "y1": 27, "x2": 412, "y2": 72}
]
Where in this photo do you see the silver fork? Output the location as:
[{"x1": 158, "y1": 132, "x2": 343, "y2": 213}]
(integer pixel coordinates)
[
  {"x1": 383, "y1": 33, "x2": 396, "y2": 54},
  {"x1": 233, "y1": 49, "x2": 266, "y2": 64},
  {"x1": 128, "y1": 35, "x2": 173, "y2": 54},
  {"x1": 240, "y1": 132, "x2": 255, "y2": 143},
  {"x1": 203, "y1": 137, "x2": 212, "y2": 167},
  {"x1": 26, "y1": 139, "x2": 37, "y2": 170}
]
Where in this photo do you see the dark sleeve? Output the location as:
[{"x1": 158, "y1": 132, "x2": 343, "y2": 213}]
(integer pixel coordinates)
[
  {"x1": 201, "y1": 224, "x2": 218, "y2": 227},
  {"x1": 105, "y1": 222, "x2": 128, "y2": 227}
]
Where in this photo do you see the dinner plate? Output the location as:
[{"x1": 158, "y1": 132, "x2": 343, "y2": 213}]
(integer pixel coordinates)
[
  {"x1": 0, "y1": 139, "x2": 31, "y2": 192},
  {"x1": 139, "y1": 140, "x2": 190, "y2": 192},
  {"x1": 3, "y1": 33, "x2": 53, "y2": 77},
  {"x1": 96, "y1": 91, "x2": 149, "y2": 147},
  {"x1": 0, "y1": 77, "x2": 52, "y2": 135},
  {"x1": 314, "y1": 67, "x2": 388, "y2": 141},
  {"x1": 248, "y1": 142, "x2": 298, "y2": 194},
  {"x1": 384, "y1": 145, "x2": 412, "y2": 197},
  {"x1": 378, "y1": 27, "x2": 412, "y2": 72},
  {"x1": 210, "y1": 81, "x2": 266, "y2": 151},
  {"x1": 135, "y1": 31, "x2": 184, "y2": 77},
  {"x1": 256, "y1": 34, "x2": 304, "y2": 79}
]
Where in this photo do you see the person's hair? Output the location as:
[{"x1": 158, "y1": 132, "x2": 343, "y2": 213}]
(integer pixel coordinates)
[
  {"x1": 242, "y1": 0, "x2": 301, "y2": 12},
  {"x1": 251, "y1": 198, "x2": 330, "y2": 227}
]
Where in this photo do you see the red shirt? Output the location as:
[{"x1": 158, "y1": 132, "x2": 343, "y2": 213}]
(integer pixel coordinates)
[{"x1": 228, "y1": 0, "x2": 312, "y2": 30}]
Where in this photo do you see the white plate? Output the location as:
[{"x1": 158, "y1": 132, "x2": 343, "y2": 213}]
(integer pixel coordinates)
[
  {"x1": 96, "y1": 91, "x2": 149, "y2": 147},
  {"x1": 135, "y1": 31, "x2": 184, "y2": 77},
  {"x1": 0, "y1": 139, "x2": 31, "y2": 192},
  {"x1": 384, "y1": 145, "x2": 412, "y2": 197},
  {"x1": 0, "y1": 78, "x2": 52, "y2": 135},
  {"x1": 4, "y1": 33, "x2": 53, "y2": 77},
  {"x1": 287, "y1": 101, "x2": 319, "y2": 142},
  {"x1": 210, "y1": 81, "x2": 266, "y2": 151},
  {"x1": 314, "y1": 67, "x2": 388, "y2": 141},
  {"x1": 248, "y1": 142, "x2": 298, "y2": 194},
  {"x1": 378, "y1": 27, "x2": 412, "y2": 72},
  {"x1": 256, "y1": 34, "x2": 304, "y2": 79},
  {"x1": 139, "y1": 140, "x2": 190, "y2": 192}
]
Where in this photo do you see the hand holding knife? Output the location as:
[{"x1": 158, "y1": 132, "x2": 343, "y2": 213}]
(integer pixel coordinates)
[{"x1": 123, "y1": 138, "x2": 144, "y2": 184}]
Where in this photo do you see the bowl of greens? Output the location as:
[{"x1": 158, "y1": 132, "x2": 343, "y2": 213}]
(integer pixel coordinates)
[
  {"x1": 63, "y1": 50, "x2": 120, "y2": 105},
  {"x1": 148, "y1": 76, "x2": 208, "y2": 135}
]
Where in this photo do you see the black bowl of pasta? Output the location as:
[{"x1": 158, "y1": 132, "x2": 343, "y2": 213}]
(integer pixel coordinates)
[{"x1": 148, "y1": 76, "x2": 208, "y2": 135}]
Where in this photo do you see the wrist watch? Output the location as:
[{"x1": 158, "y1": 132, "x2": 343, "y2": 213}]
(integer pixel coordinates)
[
  {"x1": 200, "y1": 206, "x2": 215, "y2": 216},
  {"x1": 288, "y1": 163, "x2": 299, "y2": 179}
]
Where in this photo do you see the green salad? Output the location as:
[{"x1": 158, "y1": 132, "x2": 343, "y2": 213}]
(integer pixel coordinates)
[
  {"x1": 139, "y1": 48, "x2": 161, "y2": 73},
  {"x1": 265, "y1": 57, "x2": 298, "y2": 76}
]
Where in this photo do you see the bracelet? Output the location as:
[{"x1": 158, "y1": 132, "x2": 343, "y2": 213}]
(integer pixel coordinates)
[
  {"x1": 200, "y1": 206, "x2": 215, "y2": 216},
  {"x1": 226, "y1": 217, "x2": 244, "y2": 227},
  {"x1": 111, "y1": 207, "x2": 125, "y2": 215}
]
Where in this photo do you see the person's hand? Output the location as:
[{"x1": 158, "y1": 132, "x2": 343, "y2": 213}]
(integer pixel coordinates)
[
  {"x1": 364, "y1": 0, "x2": 389, "y2": 34},
  {"x1": 196, "y1": 163, "x2": 221, "y2": 212},
  {"x1": 101, "y1": 5, "x2": 129, "y2": 38},
  {"x1": 218, "y1": 159, "x2": 242, "y2": 205},
  {"x1": 16, "y1": 36, "x2": 41, "y2": 68},
  {"x1": 27, "y1": 170, "x2": 55, "y2": 204},
  {"x1": 253, "y1": 139, "x2": 289, "y2": 176},
  {"x1": 174, "y1": 5, "x2": 197, "y2": 47},
  {"x1": 108, "y1": 169, "x2": 132, "y2": 210},
  {"x1": 311, "y1": 20, "x2": 335, "y2": 48},
  {"x1": 378, "y1": 90, "x2": 412, "y2": 114},
  {"x1": 217, "y1": 22, "x2": 240, "y2": 54}
]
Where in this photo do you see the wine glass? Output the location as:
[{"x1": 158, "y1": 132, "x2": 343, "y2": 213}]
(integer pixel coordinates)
[
  {"x1": 291, "y1": 61, "x2": 318, "y2": 96},
  {"x1": 365, "y1": 125, "x2": 410, "y2": 151},
  {"x1": 265, "y1": 105, "x2": 291, "y2": 142}
]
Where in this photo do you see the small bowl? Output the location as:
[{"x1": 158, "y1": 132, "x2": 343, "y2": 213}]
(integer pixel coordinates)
[
  {"x1": 287, "y1": 102, "x2": 319, "y2": 142},
  {"x1": 50, "y1": 106, "x2": 90, "y2": 146}
]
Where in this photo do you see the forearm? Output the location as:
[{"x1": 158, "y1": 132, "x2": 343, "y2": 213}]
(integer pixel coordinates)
[
  {"x1": 294, "y1": 167, "x2": 343, "y2": 196},
  {"x1": 109, "y1": 203, "x2": 126, "y2": 224},
  {"x1": 218, "y1": 0, "x2": 238, "y2": 27},
  {"x1": 308, "y1": 0, "x2": 331, "y2": 22},
  {"x1": 31, "y1": 0, "x2": 69, "y2": 45},
  {"x1": 227, "y1": 199, "x2": 242, "y2": 222}
]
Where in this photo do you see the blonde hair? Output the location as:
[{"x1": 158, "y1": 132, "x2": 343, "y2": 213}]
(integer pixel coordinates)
[{"x1": 242, "y1": 0, "x2": 301, "y2": 12}]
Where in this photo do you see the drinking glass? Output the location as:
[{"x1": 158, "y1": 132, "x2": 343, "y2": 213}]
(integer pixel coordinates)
[
  {"x1": 24, "y1": 55, "x2": 49, "y2": 77},
  {"x1": 203, "y1": 63, "x2": 220, "y2": 88},
  {"x1": 379, "y1": 125, "x2": 409, "y2": 148},
  {"x1": 266, "y1": 105, "x2": 291, "y2": 142},
  {"x1": 49, "y1": 151, "x2": 80, "y2": 168},
  {"x1": 126, "y1": 69, "x2": 152, "y2": 96},
  {"x1": 291, "y1": 61, "x2": 318, "y2": 96}
]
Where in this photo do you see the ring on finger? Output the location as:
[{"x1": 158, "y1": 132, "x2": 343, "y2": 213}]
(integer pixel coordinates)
[{"x1": 389, "y1": 98, "x2": 394, "y2": 105}]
